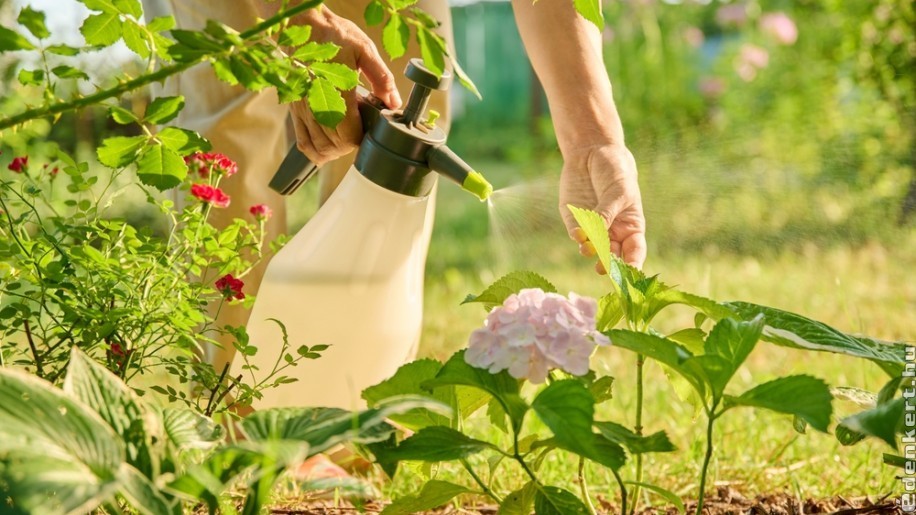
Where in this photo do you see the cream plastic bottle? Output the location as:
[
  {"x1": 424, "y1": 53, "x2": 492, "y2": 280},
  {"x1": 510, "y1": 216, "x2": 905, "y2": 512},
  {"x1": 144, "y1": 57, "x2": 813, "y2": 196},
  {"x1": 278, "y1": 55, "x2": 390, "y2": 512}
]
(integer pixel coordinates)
[{"x1": 229, "y1": 59, "x2": 491, "y2": 410}]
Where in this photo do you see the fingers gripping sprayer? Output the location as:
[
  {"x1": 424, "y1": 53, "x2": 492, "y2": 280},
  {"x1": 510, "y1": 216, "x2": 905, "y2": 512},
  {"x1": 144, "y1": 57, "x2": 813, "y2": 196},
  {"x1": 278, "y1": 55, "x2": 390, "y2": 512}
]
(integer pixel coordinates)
[{"x1": 230, "y1": 59, "x2": 492, "y2": 410}]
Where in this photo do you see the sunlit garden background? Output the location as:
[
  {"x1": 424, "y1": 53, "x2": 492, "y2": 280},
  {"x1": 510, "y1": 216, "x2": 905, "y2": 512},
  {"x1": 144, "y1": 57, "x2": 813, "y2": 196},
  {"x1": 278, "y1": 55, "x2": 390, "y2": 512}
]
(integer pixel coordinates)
[{"x1": 1, "y1": 0, "x2": 913, "y2": 511}]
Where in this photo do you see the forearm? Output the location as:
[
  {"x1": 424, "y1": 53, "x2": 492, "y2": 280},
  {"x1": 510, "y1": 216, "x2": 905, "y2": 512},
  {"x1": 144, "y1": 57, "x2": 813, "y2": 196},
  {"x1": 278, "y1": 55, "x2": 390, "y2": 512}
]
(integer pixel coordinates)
[{"x1": 511, "y1": 0, "x2": 625, "y2": 156}]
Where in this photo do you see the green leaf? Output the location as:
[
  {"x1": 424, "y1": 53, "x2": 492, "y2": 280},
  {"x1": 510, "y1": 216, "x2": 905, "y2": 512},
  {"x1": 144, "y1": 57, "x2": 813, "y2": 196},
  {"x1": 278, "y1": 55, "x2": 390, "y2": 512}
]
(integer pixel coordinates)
[
  {"x1": 17, "y1": 68, "x2": 44, "y2": 86},
  {"x1": 834, "y1": 424, "x2": 867, "y2": 446},
  {"x1": 411, "y1": 7, "x2": 440, "y2": 28},
  {"x1": 112, "y1": 0, "x2": 142, "y2": 17},
  {"x1": 51, "y1": 65, "x2": 90, "y2": 80},
  {"x1": 606, "y1": 329, "x2": 706, "y2": 397},
  {"x1": 667, "y1": 328, "x2": 706, "y2": 355},
  {"x1": 534, "y1": 486, "x2": 590, "y2": 515},
  {"x1": 573, "y1": 0, "x2": 604, "y2": 30},
  {"x1": 729, "y1": 375, "x2": 833, "y2": 433},
  {"x1": 18, "y1": 6, "x2": 50, "y2": 39},
  {"x1": 623, "y1": 481, "x2": 685, "y2": 513},
  {"x1": 587, "y1": 375, "x2": 615, "y2": 404},
  {"x1": 423, "y1": 350, "x2": 528, "y2": 433},
  {"x1": 144, "y1": 95, "x2": 185, "y2": 125},
  {"x1": 362, "y1": 359, "x2": 455, "y2": 429},
  {"x1": 378, "y1": 426, "x2": 493, "y2": 462},
  {"x1": 531, "y1": 380, "x2": 626, "y2": 470},
  {"x1": 146, "y1": 15, "x2": 175, "y2": 32},
  {"x1": 136, "y1": 143, "x2": 187, "y2": 190},
  {"x1": 381, "y1": 480, "x2": 471, "y2": 515},
  {"x1": 727, "y1": 302, "x2": 908, "y2": 373},
  {"x1": 389, "y1": 0, "x2": 419, "y2": 9},
  {"x1": 97, "y1": 135, "x2": 147, "y2": 168},
  {"x1": 651, "y1": 289, "x2": 737, "y2": 323},
  {"x1": 156, "y1": 127, "x2": 211, "y2": 155},
  {"x1": 499, "y1": 481, "x2": 537, "y2": 515},
  {"x1": 417, "y1": 27, "x2": 445, "y2": 77},
  {"x1": 310, "y1": 62, "x2": 359, "y2": 90},
  {"x1": 462, "y1": 271, "x2": 556, "y2": 309},
  {"x1": 382, "y1": 13, "x2": 409, "y2": 60},
  {"x1": 308, "y1": 77, "x2": 346, "y2": 127},
  {"x1": 839, "y1": 398, "x2": 904, "y2": 449},
  {"x1": 364, "y1": 0, "x2": 386, "y2": 26},
  {"x1": 63, "y1": 348, "x2": 158, "y2": 478},
  {"x1": 278, "y1": 25, "x2": 312, "y2": 46},
  {"x1": 241, "y1": 396, "x2": 450, "y2": 456},
  {"x1": 450, "y1": 54, "x2": 481, "y2": 100},
  {"x1": 0, "y1": 367, "x2": 125, "y2": 515},
  {"x1": 163, "y1": 408, "x2": 223, "y2": 450},
  {"x1": 46, "y1": 44, "x2": 80, "y2": 55},
  {"x1": 210, "y1": 58, "x2": 238, "y2": 85},
  {"x1": 122, "y1": 19, "x2": 150, "y2": 58},
  {"x1": 292, "y1": 41, "x2": 340, "y2": 61},
  {"x1": 595, "y1": 421, "x2": 676, "y2": 454},
  {"x1": 116, "y1": 463, "x2": 175, "y2": 515},
  {"x1": 81, "y1": 12, "x2": 123, "y2": 46},
  {"x1": 0, "y1": 26, "x2": 36, "y2": 51},
  {"x1": 109, "y1": 105, "x2": 139, "y2": 124},
  {"x1": 884, "y1": 453, "x2": 909, "y2": 468},
  {"x1": 81, "y1": 0, "x2": 120, "y2": 13},
  {"x1": 596, "y1": 292, "x2": 624, "y2": 330},
  {"x1": 702, "y1": 316, "x2": 764, "y2": 400},
  {"x1": 567, "y1": 205, "x2": 614, "y2": 282}
]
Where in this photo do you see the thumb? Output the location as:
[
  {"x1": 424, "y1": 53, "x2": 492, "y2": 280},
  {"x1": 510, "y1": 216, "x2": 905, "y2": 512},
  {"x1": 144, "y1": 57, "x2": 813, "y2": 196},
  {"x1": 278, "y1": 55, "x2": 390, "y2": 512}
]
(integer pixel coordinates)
[{"x1": 356, "y1": 41, "x2": 402, "y2": 109}]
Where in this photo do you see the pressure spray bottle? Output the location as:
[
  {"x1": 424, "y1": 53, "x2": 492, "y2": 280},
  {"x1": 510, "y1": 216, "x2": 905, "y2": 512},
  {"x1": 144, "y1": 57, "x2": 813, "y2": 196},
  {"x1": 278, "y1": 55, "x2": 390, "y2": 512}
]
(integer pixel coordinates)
[{"x1": 230, "y1": 59, "x2": 492, "y2": 409}]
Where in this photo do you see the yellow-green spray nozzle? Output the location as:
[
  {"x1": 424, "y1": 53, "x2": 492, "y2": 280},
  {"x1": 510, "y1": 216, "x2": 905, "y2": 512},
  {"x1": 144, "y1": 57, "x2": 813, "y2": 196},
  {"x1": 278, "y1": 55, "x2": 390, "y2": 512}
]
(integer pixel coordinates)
[
  {"x1": 463, "y1": 171, "x2": 493, "y2": 201},
  {"x1": 428, "y1": 145, "x2": 492, "y2": 201}
]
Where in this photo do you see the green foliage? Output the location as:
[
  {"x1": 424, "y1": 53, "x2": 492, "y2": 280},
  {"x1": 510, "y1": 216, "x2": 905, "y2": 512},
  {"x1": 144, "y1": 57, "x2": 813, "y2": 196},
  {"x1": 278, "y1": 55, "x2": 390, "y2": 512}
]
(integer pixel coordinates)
[
  {"x1": 381, "y1": 480, "x2": 472, "y2": 515},
  {"x1": 462, "y1": 270, "x2": 556, "y2": 309}
]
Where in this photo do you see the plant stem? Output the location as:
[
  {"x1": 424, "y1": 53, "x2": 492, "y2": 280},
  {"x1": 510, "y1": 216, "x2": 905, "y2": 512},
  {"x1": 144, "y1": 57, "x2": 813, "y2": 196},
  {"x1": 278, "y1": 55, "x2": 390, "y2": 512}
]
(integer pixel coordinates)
[
  {"x1": 23, "y1": 319, "x2": 44, "y2": 378},
  {"x1": 204, "y1": 362, "x2": 231, "y2": 416},
  {"x1": 611, "y1": 467, "x2": 628, "y2": 515},
  {"x1": 460, "y1": 457, "x2": 502, "y2": 504},
  {"x1": 578, "y1": 456, "x2": 597, "y2": 515},
  {"x1": 696, "y1": 411, "x2": 717, "y2": 515},
  {"x1": 630, "y1": 353, "x2": 645, "y2": 515}
]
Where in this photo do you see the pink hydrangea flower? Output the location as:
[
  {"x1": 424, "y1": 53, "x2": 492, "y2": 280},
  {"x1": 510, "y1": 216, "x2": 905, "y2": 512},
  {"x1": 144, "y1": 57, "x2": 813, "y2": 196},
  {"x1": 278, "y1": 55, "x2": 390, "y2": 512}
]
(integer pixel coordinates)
[
  {"x1": 465, "y1": 288, "x2": 610, "y2": 383},
  {"x1": 249, "y1": 204, "x2": 272, "y2": 221},
  {"x1": 759, "y1": 12, "x2": 798, "y2": 45},
  {"x1": 190, "y1": 183, "x2": 231, "y2": 208},
  {"x1": 716, "y1": 4, "x2": 748, "y2": 27},
  {"x1": 184, "y1": 152, "x2": 238, "y2": 178},
  {"x1": 734, "y1": 44, "x2": 769, "y2": 81}
]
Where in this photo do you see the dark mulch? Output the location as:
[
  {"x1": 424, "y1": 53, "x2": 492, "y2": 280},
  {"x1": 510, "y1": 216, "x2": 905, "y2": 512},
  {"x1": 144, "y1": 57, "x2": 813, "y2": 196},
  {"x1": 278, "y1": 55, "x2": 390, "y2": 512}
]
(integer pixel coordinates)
[{"x1": 268, "y1": 487, "x2": 901, "y2": 515}]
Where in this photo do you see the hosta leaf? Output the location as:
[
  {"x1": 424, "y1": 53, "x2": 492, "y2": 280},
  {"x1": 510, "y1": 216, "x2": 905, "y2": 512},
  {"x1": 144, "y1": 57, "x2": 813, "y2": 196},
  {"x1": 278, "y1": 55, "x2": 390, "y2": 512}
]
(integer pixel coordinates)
[
  {"x1": 727, "y1": 301, "x2": 908, "y2": 374},
  {"x1": 307, "y1": 77, "x2": 346, "y2": 127},
  {"x1": 97, "y1": 135, "x2": 147, "y2": 168},
  {"x1": 136, "y1": 142, "x2": 187, "y2": 190},
  {"x1": 0, "y1": 367, "x2": 125, "y2": 515},
  {"x1": 531, "y1": 380, "x2": 626, "y2": 470},
  {"x1": 729, "y1": 375, "x2": 833, "y2": 432},
  {"x1": 144, "y1": 95, "x2": 185, "y2": 125},
  {"x1": 18, "y1": 6, "x2": 50, "y2": 39},
  {"x1": 163, "y1": 408, "x2": 222, "y2": 450},
  {"x1": 381, "y1": 480, "x2": 471, "y2": 515},
  {"x1": 534, "y1": 486, "x2": 590, "y2": 515},
  {"x1": 839, "y1": 398, "x2": 904, "y2": 449},
  {"x1": 382, "y1": 13, "x2": 409, "y2": 60},
  {"x1": 573, "y1": 0, "x2": 604, "y2": 30},
  {"x1": 416, "y1": 26, "x2": 445, "y2": 77},
  {"x1": 64, "y1": 348, "x2": 158, "y2": 478},
  {"x1": 595, "y1": 421, "x2": 676, "y2": 454},
  {"x1": 0, "y1": 26, "x2": 36, "y2": 51},
  {"x1": 364, "y1": 0, "x2": 385, "y2": 26},
  {"x1": 310, "y1": 62, "x2": 359, "y2": 90},
  {"x1": 462, "y1": 270, "x2": 556, "y2": 309},
  {"x1": 81, "y1": 12, "x2": 123, "y2": 46}
]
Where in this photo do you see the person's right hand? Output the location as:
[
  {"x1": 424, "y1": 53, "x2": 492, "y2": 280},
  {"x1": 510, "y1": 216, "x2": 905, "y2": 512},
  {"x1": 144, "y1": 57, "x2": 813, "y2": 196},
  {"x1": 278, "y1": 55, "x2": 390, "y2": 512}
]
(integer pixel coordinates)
[{"x1": 288, "y1": 7, "x2": 402, "y2": 165}]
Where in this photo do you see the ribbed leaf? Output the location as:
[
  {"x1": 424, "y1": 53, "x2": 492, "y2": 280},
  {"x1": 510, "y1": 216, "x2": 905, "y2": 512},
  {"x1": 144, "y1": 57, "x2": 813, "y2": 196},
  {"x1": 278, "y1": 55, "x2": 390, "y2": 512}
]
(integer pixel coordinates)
[
  {"x1": 462, "y1": 270, "x2": 556, "y2": 309},
  {"x1": 729, "y1": 375, "x2": 833, "y2": 432}
]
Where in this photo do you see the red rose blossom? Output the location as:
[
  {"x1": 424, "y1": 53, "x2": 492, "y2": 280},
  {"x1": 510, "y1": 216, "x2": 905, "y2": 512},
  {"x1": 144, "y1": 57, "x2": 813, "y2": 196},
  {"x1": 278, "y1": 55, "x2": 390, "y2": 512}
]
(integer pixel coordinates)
[
  {"x1": 249, "y1": 204, "x2": 272, "y2": 221},
  {"x1": 7, "y1": 156, "x2": 28, "y2": 173},
  {"x1": 190, "y1": 183, "x2": 231, "y2": 208},
  {"x1": 184, "y1": 152, "x2": 238, "y2": 178},
  {"x1": 215, "y1": 273, "x2": 245, "y2": 300}
]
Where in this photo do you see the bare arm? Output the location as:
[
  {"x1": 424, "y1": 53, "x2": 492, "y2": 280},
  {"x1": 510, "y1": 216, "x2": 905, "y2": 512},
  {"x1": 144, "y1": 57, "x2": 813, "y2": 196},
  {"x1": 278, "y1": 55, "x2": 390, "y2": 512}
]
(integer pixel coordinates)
[{"x1": 512, "y1": 1, "x2": 647, "y2": 269}]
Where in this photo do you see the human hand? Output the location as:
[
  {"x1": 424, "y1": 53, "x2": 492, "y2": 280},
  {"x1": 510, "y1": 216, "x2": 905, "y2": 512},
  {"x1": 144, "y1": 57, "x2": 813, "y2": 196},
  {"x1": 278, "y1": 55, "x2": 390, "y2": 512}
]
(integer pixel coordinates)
[
  {"x1": 288, "y1": 7, "x2": 402, "y2": 165},
  {"x1": 559, "y1": 145, "x2": 647, "y2": 272}
]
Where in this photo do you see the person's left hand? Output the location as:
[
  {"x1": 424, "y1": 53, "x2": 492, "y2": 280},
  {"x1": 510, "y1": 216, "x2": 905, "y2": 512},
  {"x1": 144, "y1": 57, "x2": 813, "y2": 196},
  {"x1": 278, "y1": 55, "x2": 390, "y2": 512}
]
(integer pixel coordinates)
[{"x1": 559, "y1": 144, "x2": 647, "y2": 272}]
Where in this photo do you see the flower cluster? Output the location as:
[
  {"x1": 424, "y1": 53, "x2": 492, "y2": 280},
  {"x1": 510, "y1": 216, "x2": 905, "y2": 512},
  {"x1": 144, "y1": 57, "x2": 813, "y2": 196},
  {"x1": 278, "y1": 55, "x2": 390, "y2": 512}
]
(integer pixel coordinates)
[
  {"x1": 215, "y1": 273, "x2": 245, "y2": 300},
  {"x1": 249, "y1": 204, "x2": 272, "y2": 221},
  {"x1": 190, "y1": 183, "x2": 231, "y2": 208},
  {"x1": 184, "y1": 152, "x2": 238, "y2": 178},
  {"x1": 759, "y1": 12, "x2": 798, "y2": 46},
  {"x1": 465, "y1": 289, "x2": 610, "y2": 383}
]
